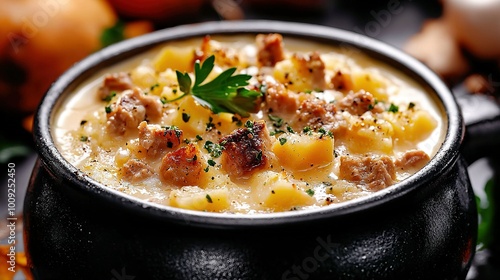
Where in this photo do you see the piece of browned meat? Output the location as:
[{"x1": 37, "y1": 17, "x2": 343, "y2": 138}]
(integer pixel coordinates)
[
  {"x1": 294, "y1": 97, "x2": 337, "y2": 130},
  {"x1": 160, "y1": 144, "x2": 203, "y2": 187},
  {"x1": 194, "y1": 35, "x2": 240, "y2": 67},
  {"x1": 121, "y1": 159, "x2": 153, "y2": 183},
  {"x1": 106, "y1": 88, "x2": 163, "y2": 135},
  {"x1": 138, "y1": 121, "x2": 183, "y2": 158},
  {"x1": 220, "y1": 121, "x2": 271, "y2": 179},
  {"x1": 339, "y1": 155, "x2": 396, "y2": 191},
  {"x1": 330, "y1": 70, "x2": 352, "y2": 91},
  {"x1": 263, "y1": 80, "x2": 301, "y2": 114},
  {"x1": 336, "y1": 90, "x2": 383, "y2": 115},
  {"x1": 256, "y1": 33, "x2": 285, "y2": 67},
  {"x1": 97, "y1": 72, "x2": 134, "y2": 100},
  {"x1": 395, "y1": 150, "x2": 430, "y2": 172}
]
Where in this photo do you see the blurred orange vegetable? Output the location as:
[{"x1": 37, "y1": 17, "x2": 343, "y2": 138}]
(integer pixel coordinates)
[{"x1": 0, "y1": 0, "x2": 117, "y2": 114}]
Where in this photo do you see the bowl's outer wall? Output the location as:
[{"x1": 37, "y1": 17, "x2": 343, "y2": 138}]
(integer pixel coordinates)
[
  {"x1": 24, "y1": 157, "x2": 476, "y2": 280},
  {"x1": 25, "y1": 21, "x2": 473, "y2": 279}
]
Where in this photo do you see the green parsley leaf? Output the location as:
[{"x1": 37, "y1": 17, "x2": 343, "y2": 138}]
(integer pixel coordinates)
[
  {"x1": 80, "y1": 136, "x2": 88, "y2": 142},
  {"x1": 105, "y1": 106, "x2": 112, "y2": 114},
  {"x1": 206, "y1": 194, "x2": 213, "y2": 203},
  {"x1": 170, "y1": 55, "x2": 262, "y2": 117},
  {"x1": 279, "y1": 138, "x2": 287, "y2": 145}
]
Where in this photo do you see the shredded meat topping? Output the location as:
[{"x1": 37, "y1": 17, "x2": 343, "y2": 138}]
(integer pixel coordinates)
[
  {"x1": 160, "y1": 144, "x2": 203, "y2": 187},
  {"x1": 339, "y1": 155, "x2": 396, "y2": 191},
  {"x1": 220, "y1": 121, "x2": 271, "y2": 179},
  {"x1": 106, "y1": 88, "x2": 163, "y2": 135}
]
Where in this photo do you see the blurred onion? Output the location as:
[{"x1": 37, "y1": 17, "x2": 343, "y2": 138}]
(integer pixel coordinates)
[{"x1": 444, "y1": 0, "x2": 500, "y2": 59}]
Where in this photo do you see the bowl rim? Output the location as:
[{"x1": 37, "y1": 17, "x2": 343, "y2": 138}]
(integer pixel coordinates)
[{"x1": 33, "y1": 20, "x2": 463, "y2": 228}]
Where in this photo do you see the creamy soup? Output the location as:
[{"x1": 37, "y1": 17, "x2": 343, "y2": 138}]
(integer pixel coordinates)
[{"x1": 54, "y1": 34, "x2": 443, "y2": 214}]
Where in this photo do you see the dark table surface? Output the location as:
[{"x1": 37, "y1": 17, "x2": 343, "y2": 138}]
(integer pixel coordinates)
[{"x1": 1, "y1": 0, "x2": 499, "y2": 279}]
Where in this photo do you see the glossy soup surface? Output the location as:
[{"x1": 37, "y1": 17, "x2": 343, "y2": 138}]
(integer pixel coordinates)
[{"x1": 54, "y1": 34, "x2": 444, "y2": 214}]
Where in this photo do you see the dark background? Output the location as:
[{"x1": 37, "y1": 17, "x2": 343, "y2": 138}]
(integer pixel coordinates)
[{"x1": 1, "y1": 0, "x2": 499, "y2": 279}]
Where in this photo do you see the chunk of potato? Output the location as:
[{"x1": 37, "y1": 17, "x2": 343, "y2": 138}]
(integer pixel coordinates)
[
  {"x1": 272, "y1": 133, "x2": 334, "y2": 171},
  {"x1": 273, "y1": 58, "x2": 324, "y2": 93},
  {"x1": 171, "y1": 96, "x2": 240, "y2": 139},
  {"x1": 352, "y1": 71, "x2": 389, "y2": 101},
  {"x1": 386, "y1": 110, "x2": 437, "y2": 142},
  {"x1": 261, "y1": 180, "x2": 315, "y2": 212},
  {"x1": 340, "y1": 113, "x2": 394, "y2": 154},
  {"x1": 153, "y1": 46, "x2": 195, "y2": 73},
  {"x1": 169, "y1": 187, "x2": 230, "y2": 212}
]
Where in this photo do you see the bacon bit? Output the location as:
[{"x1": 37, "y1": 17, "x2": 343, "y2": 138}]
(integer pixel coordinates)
[
  {"x1": 220, "y1": 121, "x2": 271, "y2": 179},
  {"x1": 160, "y1": 144, "x2": 204, "y2": 186},
  {"x1": 256, "y1": 33, "x2": 286, "y2": 67}
]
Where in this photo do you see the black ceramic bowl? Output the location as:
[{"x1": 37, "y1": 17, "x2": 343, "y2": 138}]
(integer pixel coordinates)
[{"x1": 25, "y1": 20, "x2": 499, "y2": 280}]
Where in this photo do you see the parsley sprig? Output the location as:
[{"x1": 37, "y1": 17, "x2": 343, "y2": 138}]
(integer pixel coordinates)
[{"x1": 170, "y1": 55, "x2": 262, "y2": 117}]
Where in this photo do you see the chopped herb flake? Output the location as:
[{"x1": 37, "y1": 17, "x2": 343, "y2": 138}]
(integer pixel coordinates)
[
  {"x1": 279, "y1": 138, "x2": 287, "y2": 145},
  {"x1": 306, "y1": 189, "x2": 315, "y2": 196},
  {"x1": 268, "y1": 114, "x2": 284, "y2": 128},
  {"x1": 206, "y1": 194, "x2": 213, "y2": 203},
  {"x1": 204, "y1": 141, "x2": 224, "y2": 158},
  {"x1": 102, "y1": 91, "x2": 116, "y2": 102},
  {"x1": 182, "y1": 113, "x2": 191, "y2": 123},
  {"x1": 388, "y1": 103, "x2": 399, "y2": 113}
]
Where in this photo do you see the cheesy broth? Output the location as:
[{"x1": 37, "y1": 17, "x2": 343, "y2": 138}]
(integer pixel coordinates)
[{"x1": 54, "y1": 34, "x2": 443, "y2": 214}]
